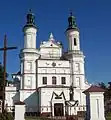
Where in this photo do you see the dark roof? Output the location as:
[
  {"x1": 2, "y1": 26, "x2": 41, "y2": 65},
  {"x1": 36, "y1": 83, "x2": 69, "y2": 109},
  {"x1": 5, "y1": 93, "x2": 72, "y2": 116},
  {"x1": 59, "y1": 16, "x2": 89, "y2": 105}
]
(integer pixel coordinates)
[
  {"x1": 14, "y1": 101, "x2": 25, "y2": 105},
  {"x1": 83, "y1": 85, "x2": 105, "y2": 93}
]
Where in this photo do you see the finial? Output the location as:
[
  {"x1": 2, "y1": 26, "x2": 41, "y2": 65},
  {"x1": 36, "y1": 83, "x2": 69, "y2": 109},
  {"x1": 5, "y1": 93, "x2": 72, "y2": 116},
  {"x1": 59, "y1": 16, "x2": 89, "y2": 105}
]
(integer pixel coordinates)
[
  {"x1": 29, "y1": 9, "x2": 32, "y2": 13},
  {"x1": 70, "y1": 10, "x2": 73, "y2": 16},
  {"x1": 49, "y1": 33, "x2": 54, "y2": 41}
]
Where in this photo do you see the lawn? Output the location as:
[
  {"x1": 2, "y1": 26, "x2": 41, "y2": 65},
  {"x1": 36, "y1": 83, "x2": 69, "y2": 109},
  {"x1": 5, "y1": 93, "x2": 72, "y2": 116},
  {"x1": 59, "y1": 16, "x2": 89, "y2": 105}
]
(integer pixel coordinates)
[
  {"x1": 106, "y1": 112, "x2": 111, "y2": 120},
  {"x1": 25, "y1": 116, "x2": 51, "y2": 120}
]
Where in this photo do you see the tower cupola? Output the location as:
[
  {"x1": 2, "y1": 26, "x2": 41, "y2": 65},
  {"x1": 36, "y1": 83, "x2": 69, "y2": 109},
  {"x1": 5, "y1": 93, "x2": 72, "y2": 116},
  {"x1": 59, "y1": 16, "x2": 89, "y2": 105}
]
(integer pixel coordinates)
[
  {"x1": 66, "y1": 12, "x2": 78, "y2": 31},
  {"x1": 23, "y1": 9, "x2": 37, "y2": 30}
]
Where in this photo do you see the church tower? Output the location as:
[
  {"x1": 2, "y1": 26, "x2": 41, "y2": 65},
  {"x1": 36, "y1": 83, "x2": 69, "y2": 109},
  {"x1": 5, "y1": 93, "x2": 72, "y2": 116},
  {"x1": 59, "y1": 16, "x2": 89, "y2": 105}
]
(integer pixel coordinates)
[
  {"x1": 65, "y1": 12, "x2": 85, "y2": 90},
  {"x1": 66, "y1": 12, "x2": 80, "y2": 51},
  {"x1": 19, "y1": 10, "x2": 39, "y2": 90}
]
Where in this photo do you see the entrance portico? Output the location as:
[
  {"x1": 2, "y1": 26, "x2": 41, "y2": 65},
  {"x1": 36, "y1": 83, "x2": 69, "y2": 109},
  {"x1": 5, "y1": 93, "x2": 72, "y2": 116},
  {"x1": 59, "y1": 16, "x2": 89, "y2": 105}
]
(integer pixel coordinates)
[{"x1": 51, "y1": 91, "x2": 66, "y2": 116}]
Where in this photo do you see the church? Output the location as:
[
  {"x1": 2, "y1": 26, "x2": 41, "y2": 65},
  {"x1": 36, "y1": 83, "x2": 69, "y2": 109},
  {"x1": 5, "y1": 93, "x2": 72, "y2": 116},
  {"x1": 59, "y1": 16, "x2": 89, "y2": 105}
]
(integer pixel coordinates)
[{"x1": 4, "y1": 10, "x2": 90, "y2": 116}]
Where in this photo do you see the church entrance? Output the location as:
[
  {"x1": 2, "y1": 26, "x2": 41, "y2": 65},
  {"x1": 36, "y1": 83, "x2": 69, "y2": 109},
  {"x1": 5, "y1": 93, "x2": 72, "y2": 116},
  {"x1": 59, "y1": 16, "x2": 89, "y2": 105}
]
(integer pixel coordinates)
[{"x1": 54, "y1": 103, "x2": 64, "y2": 116}]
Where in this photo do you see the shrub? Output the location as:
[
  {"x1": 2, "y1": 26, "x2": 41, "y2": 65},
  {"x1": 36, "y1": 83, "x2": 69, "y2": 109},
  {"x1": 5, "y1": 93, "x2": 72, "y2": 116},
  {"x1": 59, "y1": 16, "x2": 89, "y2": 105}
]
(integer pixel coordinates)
[{"x1": 0, "y1": 110, "x2": 14, "y2": 120}]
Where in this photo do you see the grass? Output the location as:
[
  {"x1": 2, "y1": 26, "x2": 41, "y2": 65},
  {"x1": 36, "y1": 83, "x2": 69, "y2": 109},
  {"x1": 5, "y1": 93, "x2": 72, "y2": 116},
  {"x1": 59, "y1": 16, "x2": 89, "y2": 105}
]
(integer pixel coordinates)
[
  {"x1": 25, "y1": 116, "x2": 51, "y2": 120},
  {"x1": 106, "y1": 112, "x2": 111, "y2": 120},
  {"x1": 26, "y1": 114, "x2": 111, "y2": 120}
]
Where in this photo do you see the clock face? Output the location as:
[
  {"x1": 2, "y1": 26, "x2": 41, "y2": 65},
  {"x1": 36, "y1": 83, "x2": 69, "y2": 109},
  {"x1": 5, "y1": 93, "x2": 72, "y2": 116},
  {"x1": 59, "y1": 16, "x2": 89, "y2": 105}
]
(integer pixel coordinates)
[{"x1": 52, "y1": 62, "x2": 56, "y2": 67}]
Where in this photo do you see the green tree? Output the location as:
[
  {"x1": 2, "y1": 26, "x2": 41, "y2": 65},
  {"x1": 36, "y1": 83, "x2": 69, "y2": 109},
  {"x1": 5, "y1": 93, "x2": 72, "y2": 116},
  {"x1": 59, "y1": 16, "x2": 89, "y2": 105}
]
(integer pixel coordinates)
[
  {"x1": 98, "y1": 82, "x2": 108, "y2": 102},
  {"x1": 98, "y1": 82, "x2": 106, "y2": 89}
]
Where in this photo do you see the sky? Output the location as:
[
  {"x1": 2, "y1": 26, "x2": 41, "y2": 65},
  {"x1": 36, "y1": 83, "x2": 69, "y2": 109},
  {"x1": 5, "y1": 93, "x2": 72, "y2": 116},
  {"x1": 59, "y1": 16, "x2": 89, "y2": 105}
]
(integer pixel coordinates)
[{"x1": 0, "y1": 0, "x2": 111, "y2": 84}]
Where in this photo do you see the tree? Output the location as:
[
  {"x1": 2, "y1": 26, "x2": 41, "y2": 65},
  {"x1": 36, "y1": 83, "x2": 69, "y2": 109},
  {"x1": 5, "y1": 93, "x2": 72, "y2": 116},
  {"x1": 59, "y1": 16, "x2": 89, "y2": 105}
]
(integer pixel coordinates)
[
  {"x1": 98, "y1": 82, "x2": 109, "y2": 102},
  {"x1": 98, "y1": 82, "x2": 106, "y2": 89}
]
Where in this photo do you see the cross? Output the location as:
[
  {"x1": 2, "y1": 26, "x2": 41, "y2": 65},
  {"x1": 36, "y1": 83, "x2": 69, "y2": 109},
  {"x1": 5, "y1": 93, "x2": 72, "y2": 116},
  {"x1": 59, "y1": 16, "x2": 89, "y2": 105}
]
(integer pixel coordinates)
[{"x1": 0, "y1": 34, "x2": 17, "y2": 113}]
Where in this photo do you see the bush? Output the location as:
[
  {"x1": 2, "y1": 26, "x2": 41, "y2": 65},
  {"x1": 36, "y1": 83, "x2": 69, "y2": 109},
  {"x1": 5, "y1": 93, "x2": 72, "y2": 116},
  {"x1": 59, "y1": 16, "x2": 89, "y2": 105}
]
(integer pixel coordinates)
[{"x1": 0, "y1": 110, "x2": 14, "y2": 120}]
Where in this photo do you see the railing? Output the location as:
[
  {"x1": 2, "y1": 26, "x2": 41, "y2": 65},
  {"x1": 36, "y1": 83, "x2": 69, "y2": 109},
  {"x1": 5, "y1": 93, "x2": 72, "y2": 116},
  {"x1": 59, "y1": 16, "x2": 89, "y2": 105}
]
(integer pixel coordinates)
[
  {"x1": 1, "y1": 105, "x2": 86, "y2": 120},
  {"x1": 25, "y1": 106, "x2": 86, "y2": 120}
]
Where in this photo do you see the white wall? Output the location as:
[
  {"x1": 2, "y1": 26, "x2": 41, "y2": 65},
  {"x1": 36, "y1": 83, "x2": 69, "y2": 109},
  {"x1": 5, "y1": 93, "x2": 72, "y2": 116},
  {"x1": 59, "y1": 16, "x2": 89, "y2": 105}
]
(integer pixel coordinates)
[
  {"x1": 15, "y1": 104, "x2": 25, "y2": 120},
  {"x1": 24, "y1": 27, "x2": 37, "y2": 49},
  {"x1": 66, "y1": 30, "x2": 80, "y2": 51},
  {"x1": 5, "y1": 87, "x2": 19, "y2": 112},
  {"x1": 39, "y1": 87, "x2": 69, "y2": 114},
  {"x1": 36, "y1": 60, "x2": 70, "y2": 87},
  {"x1": 20, "y1": 50, "x2": 39, "y2": 89}
]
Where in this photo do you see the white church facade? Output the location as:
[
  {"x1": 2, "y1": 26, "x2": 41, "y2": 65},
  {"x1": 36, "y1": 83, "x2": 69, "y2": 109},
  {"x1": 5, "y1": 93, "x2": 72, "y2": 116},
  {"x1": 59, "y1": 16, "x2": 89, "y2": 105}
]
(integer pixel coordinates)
[{"x1": 5, "y1": 10, "x2": 90, "y2": 116}]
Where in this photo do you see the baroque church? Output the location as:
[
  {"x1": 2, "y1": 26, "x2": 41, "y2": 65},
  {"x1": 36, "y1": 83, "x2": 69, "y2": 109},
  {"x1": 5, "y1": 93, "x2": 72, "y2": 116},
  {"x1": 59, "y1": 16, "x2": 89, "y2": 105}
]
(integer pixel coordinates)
[{"x1": 3, "y1": 10, "x2": 90, "y2": 116}]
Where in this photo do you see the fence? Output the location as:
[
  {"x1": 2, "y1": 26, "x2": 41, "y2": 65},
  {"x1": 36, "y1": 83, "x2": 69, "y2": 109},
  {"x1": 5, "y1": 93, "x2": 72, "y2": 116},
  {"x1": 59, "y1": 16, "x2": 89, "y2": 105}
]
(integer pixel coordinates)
[
  {"x1": 25, "y1": 106, "x2": 86, "y2": 120},
  {"x1": 1, "y1": 105, "x2": 86, "y2": 120}
]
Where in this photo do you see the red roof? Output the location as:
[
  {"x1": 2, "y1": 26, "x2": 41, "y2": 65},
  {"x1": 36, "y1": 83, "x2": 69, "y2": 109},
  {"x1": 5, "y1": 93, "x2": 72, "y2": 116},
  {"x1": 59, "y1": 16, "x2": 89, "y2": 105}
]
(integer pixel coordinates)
[
  {"x1": 14, "y1": 101, "x2": 25, "y2": 105},
  {"x1": 83, "y1": 85, "x2": 105, "y2": 93}
]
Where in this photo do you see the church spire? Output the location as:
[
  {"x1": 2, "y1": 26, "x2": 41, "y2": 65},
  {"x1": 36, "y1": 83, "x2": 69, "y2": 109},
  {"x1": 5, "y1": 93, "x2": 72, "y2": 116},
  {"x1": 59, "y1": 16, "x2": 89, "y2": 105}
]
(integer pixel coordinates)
[
  {"x1": 66, "y1": 11, "x2": 78, "y2": 31},
  {"x1": 49, "y1": 33, "x2": 55, "y2": 41}
]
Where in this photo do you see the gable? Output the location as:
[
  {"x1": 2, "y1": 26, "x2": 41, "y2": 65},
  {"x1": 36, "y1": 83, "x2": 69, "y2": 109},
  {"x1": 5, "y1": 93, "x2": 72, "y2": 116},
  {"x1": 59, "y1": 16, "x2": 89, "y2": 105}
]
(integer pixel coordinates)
[{"x1": 40, "y1": 40, "x2": 61, "y2": 48}]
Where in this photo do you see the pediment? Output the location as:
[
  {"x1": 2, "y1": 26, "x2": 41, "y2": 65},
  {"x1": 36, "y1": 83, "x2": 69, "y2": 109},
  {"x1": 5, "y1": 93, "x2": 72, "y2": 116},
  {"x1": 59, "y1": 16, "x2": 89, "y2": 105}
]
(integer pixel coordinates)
[
  {"x1": 40, "y1": 40, "x2": 61, "y2": 48},
  {"x1": 40, "y1": 33, "x2": 62, "y2": 49}
]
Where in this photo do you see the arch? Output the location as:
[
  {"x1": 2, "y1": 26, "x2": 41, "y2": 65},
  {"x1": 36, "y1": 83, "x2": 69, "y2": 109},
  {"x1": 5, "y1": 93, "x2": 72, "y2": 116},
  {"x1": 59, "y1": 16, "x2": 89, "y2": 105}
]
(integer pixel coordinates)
[{"x1": 74, "y1": 38, "x2": 77, "y2": 46}]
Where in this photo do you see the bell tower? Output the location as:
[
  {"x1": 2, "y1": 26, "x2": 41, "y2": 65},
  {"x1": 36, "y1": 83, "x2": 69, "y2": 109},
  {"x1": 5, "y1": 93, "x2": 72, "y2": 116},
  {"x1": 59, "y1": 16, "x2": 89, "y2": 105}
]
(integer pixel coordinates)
[
  {"x1": 20, "y1": 10, "x2": 39, "y2": 90},
  {"x1": 66, "y1": 12, "x2": 80, "y2": 51},
  {"x1": 65, "y1": 12, "x2": 85, "y2": 91}
]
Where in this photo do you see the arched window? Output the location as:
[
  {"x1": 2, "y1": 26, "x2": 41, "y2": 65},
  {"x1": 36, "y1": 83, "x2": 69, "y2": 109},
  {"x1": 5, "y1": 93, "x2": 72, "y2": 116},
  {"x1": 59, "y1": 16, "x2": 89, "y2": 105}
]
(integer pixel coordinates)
[
  {"x1": 74, "y1": 38, "x2": 77, "y2": 46},
  {"x1": 52, "y1": 76, "x2": 56, "y2": 84}
]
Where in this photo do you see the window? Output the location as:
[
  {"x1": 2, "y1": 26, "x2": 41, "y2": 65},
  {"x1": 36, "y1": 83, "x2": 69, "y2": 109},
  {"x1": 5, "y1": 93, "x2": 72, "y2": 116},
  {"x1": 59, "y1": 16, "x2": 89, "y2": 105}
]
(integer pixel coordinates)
[
  {"x1": 52, "y1": 76, "x2": 56, "y2": 84},
  {"x1": 74, "y1": 38, "x2": 77, "y2": 46},
  {"x1": 61, "y1": 77, "x2": 66, "y2": 84},
  {"x1": 27, "y1": 62, "x2": 32, "y2": 70},
  {"x1": 26, "y1": 76, "x2": 32, "y2": 87},
  {"x1": 0, "y1": 96, "x2": 3, "y2": 100},
  {"x1": 75, "y1": 63, "x2": 80, "y2": 71},
  {"x1": 43, "y1": 77, "x2": 47, "y2": 84},
  {"x1": 76, "y1": 77, "x2": 80, "y2": 87}
]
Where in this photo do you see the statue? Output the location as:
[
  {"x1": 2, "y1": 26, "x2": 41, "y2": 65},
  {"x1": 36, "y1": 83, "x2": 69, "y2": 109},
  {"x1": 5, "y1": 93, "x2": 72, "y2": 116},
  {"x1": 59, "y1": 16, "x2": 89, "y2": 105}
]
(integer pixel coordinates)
[
  {"x1": 27, "y1": 9, "x2": 35, "y2": 25},
  {"x1": 69, "y1": 85, "x2": 74, "y2": 101}
]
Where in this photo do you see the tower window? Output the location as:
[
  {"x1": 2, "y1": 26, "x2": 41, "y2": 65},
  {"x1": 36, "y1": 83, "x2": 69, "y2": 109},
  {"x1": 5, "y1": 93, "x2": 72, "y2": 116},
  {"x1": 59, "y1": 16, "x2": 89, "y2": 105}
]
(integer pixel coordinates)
[
  {"x1": 43, "y1": 77, "x2": 47, "y2": 84},
  {"x1": 74, "y1": 38, "x2": 77, "y2": 46},
  {"x1": 26, "y1": 76, "x2": 32, "y2": 87},
  {"x1": 76, "y1": 77, "x2": 80, "y2": 87},
  {"x1": 61, "y1": 77, "x2": 66, "y2": 84},
  {"x1": 52, "y1": 76, "x2": 56, "y2": 84},
  {"x1": 75, "y1": 63, "x2": 80, "y2": 71},
  {"x1": 27, "y1": 62, "x2": 32, "y2": 71}
]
